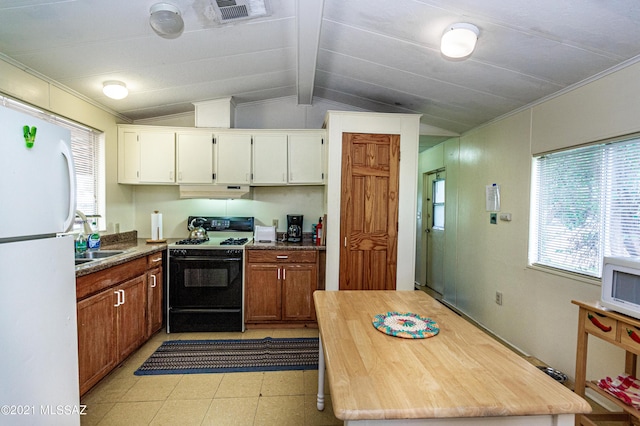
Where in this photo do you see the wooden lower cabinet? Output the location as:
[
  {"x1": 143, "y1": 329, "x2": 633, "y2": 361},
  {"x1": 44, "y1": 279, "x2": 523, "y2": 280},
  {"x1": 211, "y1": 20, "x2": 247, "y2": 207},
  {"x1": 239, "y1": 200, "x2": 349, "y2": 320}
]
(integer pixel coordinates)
[
  {"x1": 146, "y1": 252, "x2": 164, "y2": 337},
  {"x1": 245, "y1": 250, "x2": 318, "y2": 325},
  {"x1": 116, "y1": 275, "x2": 147, "y2": 360},
  {"x1": 77, "y1": 289, "x2": 117, "y2": 395},
  {"x1": 76, "y1": 252, "x2": 164, "y2": 396}
]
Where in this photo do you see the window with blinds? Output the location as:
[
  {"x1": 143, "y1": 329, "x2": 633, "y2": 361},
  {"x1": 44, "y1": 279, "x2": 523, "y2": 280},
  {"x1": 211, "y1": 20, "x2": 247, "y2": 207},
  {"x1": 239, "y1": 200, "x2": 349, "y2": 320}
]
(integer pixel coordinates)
[
  {"x1": 1, "y1": 95, "x2": 105, "y2": 230},
  {"x1": 530, "y1": 136, "x2": 640, "y2": 278}
]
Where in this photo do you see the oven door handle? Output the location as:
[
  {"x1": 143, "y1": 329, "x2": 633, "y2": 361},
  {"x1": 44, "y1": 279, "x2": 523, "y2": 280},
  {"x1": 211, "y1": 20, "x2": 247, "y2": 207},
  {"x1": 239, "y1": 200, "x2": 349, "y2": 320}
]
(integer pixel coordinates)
[{"x1": 171, "y1": 256, "x2": 242, "y2": 262}]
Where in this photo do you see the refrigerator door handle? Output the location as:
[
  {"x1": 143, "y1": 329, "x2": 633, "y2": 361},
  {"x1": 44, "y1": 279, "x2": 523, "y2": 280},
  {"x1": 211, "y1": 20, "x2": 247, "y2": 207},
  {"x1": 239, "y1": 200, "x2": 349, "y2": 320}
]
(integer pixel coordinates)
[{"x1": 60, "y1": 139, "x2": 77, "y2": 232}]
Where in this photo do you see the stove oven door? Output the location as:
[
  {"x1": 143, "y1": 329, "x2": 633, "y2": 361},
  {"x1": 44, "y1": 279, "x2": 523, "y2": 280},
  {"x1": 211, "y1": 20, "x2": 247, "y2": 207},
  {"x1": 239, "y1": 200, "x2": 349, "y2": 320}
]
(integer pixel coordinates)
[{"x1": 169, "y1": 253, "x2": 242, "y2": 309}]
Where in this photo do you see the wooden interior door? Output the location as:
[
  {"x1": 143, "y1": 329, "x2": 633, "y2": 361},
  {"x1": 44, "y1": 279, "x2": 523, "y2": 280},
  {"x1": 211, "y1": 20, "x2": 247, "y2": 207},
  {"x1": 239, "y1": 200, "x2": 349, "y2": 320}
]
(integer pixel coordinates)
[{"x1": 339, "y1": 133, "x2": 400, "y2": 290}]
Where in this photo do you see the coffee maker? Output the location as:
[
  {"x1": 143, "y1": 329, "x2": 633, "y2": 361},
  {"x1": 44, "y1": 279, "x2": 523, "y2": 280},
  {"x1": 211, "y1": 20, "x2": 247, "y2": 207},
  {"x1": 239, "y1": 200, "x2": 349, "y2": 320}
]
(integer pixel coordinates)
[{"x1": 286, "y1": 214, "x2": 303, "y2": 242}]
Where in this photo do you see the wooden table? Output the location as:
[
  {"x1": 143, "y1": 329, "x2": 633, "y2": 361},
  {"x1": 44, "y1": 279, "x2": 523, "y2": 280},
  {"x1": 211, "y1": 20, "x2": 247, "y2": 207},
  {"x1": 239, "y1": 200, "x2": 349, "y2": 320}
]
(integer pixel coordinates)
[{"x1": 314, "y1": 290, "x2": 591, "y2": 425}]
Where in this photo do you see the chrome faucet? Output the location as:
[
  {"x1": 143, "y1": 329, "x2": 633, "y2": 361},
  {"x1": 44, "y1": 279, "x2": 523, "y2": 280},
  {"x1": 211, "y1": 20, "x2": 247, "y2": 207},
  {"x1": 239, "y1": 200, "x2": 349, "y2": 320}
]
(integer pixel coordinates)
[{"x1": 75, "y1": 210, "x2": 94, "y2": 235}]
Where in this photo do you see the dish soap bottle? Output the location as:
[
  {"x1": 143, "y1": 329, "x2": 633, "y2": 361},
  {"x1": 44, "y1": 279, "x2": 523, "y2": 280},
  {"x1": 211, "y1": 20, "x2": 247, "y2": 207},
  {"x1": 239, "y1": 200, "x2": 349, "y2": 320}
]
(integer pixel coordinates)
[
  {"x1": 87, "y1": 219, "x2": 101, "y2": 250},
  {"x1": 75, "y1": 232, "x2": 88, "y2": 254}
]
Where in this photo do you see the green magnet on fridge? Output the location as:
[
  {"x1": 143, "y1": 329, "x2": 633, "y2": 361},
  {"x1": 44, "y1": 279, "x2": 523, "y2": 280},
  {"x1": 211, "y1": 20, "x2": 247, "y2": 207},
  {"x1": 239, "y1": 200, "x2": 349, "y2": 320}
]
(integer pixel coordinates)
[{"x1": 23, "y1": 125, "x2": 36, "y2": 148}]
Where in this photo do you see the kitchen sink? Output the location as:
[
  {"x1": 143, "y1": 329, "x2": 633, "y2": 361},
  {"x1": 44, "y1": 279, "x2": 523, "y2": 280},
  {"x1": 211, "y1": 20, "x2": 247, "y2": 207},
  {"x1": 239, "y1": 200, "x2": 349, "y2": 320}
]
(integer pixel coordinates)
[
  {"x1": 74, "y1": 258, "x2": 94, "y2": 265},
  {"x1": 76, "y1": 250, "x2": 125, "y2": 260}
]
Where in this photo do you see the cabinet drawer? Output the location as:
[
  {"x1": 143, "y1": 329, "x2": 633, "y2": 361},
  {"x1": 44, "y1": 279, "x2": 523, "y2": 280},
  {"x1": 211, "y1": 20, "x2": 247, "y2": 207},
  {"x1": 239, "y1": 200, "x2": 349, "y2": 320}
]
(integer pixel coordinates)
[
  {"x1": 585, "y1": 310, "x2": 617, "y2": 341},
  {"x1": 76, "y1": 257, "x2": 147, "y2": 301},
  {"x1": 147, "y1": 252, "x2": 163, "y2": 268},
  {"x1": 247, "y1": 250, "x2": 317, "y2": 264},
  {"x1": 619, "y1": 324, "x2": 640, "y2": 351}
]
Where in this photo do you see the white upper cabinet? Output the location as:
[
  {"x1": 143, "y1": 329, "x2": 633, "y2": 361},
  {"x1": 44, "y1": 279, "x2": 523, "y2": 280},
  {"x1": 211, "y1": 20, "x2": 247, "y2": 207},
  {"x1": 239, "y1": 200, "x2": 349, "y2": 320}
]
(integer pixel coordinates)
[
  {"x1": 251, "y1": 131, "x2": 325, "y2": 185},
  {"x1": 118, "y1": 125, "x2": 326, "y2": 186},
  {"x1": 176, "y1": 132, "x2": 214, "y2": 184},
  {"x1": 119, "y1": 130, "x2": 141, "y2": 183},
  {"x1": 215, "y1": 133, "x2": 252, "y2": 184},
  {"x1": 288, "y1": 133, "x2": 324, "y2": 184},
  {"x1": 252, "y1": 134, "x2": 288, "y2": 185},
  {"x1": 139, "y1": 132, "x2": 175, "y2": 183},
  {"x1": 118, "y1": 127, "x2": 175, "y2": 184}
]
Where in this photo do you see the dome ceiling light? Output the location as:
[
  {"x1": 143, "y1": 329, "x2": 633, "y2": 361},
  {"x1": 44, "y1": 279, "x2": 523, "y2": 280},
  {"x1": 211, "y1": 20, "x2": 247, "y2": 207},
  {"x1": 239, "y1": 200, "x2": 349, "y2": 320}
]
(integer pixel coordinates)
[
  {"x1": 102, "y1": 81, "x2": 128, "y2": 99},
  {"x1": 149, "y1": 2, "x2": 184, "y2": 39},
  {"x1": 440, "y1": 23, "x2": 479, "y2": 59}
]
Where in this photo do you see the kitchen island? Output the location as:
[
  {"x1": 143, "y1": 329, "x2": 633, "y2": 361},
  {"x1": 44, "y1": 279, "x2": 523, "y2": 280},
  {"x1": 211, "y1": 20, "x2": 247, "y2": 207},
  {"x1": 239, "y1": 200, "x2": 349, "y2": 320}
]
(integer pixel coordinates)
[{"x1": 314, "y1": 290, "x2": 591, "y2": 425}]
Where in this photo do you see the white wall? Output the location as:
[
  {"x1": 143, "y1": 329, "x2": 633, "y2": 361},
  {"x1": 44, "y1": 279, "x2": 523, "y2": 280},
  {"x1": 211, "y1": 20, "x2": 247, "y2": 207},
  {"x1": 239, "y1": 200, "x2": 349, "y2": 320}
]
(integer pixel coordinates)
[
  {"x1": 420, "y1": 61, "x2": 640, "y2": 386},
  {"x1": 132, "y1": 185, "x2": 325, "y2": 238}
]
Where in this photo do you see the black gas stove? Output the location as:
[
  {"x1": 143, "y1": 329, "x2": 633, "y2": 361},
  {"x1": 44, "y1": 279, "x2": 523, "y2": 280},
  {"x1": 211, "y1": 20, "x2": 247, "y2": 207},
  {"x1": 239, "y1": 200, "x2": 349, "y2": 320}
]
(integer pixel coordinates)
[{"x1": 167, "y1": 216, "x2": 254, "y2": 333}]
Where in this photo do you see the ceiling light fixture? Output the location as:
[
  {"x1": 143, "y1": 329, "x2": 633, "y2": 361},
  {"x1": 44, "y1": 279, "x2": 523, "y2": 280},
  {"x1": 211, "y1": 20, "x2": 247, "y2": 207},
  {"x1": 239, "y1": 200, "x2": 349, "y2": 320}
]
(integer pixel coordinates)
[
  {"x1": 149, "y1": 3, "x2": 184, "y2": 39},
  {"x1": 102, "y1": 81, "x2": 128, "y2": 100},
  {"x1": 440, "y1": 23, "x2": 479, "y2": 59}
]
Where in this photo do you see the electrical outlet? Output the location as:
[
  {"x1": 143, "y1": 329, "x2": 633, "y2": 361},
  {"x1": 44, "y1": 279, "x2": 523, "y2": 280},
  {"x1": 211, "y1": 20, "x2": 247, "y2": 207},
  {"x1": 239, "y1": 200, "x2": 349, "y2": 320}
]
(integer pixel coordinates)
[
  {"x1": 495, "y1": 291, "x2": 503, "y2": 305},
  {"x1": 272, "y1": 219, "x2": 278, "y2": 228}
]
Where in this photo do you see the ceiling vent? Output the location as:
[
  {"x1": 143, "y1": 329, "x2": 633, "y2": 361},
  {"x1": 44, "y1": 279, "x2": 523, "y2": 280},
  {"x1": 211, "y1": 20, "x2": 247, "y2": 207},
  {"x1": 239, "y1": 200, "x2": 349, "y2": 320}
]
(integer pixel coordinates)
[{"x1": 210, "y1": 0, "x2": 270, "y2": 23}]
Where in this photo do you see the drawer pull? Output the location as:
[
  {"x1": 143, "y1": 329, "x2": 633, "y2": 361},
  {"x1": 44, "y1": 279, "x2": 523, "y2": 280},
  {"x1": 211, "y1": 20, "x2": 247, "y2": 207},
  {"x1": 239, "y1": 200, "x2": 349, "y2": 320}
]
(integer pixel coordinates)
[
  {"x1": 151, "y1": 256, "x2": 162, "y2": 263},
  {"x1": 588, "y1": 313, "x2": 612, "y2": 332},
  {"x1": 276, "y1": 255, "x2": 289, "y2": 259}
]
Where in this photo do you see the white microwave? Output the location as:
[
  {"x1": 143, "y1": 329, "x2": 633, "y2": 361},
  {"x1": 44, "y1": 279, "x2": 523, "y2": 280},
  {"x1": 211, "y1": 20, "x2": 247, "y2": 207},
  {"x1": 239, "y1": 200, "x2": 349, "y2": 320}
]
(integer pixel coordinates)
[{"x1": 601, "y1": 256, "x2": 640, "y2": 320}]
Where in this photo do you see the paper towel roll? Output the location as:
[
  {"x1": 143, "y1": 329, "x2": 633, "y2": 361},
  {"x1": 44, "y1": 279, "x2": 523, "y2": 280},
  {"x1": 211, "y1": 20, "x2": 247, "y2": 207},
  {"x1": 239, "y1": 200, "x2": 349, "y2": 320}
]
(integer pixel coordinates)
[{"x1": 151, "y1": 211, "x2": 163, "y2": 240}]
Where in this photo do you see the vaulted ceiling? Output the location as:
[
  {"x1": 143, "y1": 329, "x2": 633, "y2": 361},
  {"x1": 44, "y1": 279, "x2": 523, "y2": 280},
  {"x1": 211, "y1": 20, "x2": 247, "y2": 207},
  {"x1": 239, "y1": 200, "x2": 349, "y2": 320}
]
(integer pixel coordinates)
[{"x1": 1, "y1": 0, "x2": 640, "y2": 143}]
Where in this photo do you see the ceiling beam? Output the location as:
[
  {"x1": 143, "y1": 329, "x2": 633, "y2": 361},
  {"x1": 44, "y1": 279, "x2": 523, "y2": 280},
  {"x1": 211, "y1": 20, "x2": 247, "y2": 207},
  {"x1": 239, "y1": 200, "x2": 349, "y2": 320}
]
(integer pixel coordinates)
[{"x1": 295, "y1": 0, "x2": 324, "y2": 105}]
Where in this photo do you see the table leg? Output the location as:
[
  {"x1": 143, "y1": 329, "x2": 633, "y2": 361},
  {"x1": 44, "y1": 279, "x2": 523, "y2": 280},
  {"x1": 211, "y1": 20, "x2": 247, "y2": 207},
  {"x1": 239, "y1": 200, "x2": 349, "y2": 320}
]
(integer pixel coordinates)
[{"x1": 317, "y1": 336, "x2": 325, "y2": 411}]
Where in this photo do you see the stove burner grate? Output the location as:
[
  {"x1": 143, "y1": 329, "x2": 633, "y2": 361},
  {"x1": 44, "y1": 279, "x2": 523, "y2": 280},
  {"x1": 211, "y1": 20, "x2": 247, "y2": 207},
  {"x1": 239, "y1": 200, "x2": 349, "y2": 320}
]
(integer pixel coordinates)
[
  {"x1": 220, "y1": 238, "x2": 248, "y2": 246},
  {"x1": 175, "y1": 239, "x2": 208, "y2": 245}
]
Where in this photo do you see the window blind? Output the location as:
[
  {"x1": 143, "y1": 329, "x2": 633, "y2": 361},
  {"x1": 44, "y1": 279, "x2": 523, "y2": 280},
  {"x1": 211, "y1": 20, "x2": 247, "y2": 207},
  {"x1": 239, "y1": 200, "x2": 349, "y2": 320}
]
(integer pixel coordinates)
[{"x1": 531, "y1": 137, "x2": 640, "y2": 278}]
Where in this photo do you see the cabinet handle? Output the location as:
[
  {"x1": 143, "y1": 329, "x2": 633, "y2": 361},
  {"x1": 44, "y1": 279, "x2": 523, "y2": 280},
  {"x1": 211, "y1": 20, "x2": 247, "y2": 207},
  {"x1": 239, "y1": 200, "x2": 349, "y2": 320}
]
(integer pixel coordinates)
[
  {"x1": 277, "y1": 268, "x2": 280, "y2": 280},
  {"x1": 283, "y1": 268, "x2": 286, "y2": 280},
  {"x1": 151, "y1": 274, "x2": 157, "y2": 288},
  {"x1": 114, "y1": 290, "x2": 125, "y2": 307},
  {"x1": 276, "y1": 255, "x2": 288, "y2": 259},
  {"x1": 151, "y1": 256, "x2": 162, "y2": 263},
  {"x1": 344, "y1": 237, "x2": 347, "y2": 247}
]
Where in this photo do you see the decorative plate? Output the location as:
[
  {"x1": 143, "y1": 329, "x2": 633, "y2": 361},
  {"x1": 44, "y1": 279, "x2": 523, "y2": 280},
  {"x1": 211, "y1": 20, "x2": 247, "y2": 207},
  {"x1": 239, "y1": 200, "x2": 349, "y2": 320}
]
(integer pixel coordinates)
[{"x1": 372, "y1": 312, "x2": 439, "y2": 339}]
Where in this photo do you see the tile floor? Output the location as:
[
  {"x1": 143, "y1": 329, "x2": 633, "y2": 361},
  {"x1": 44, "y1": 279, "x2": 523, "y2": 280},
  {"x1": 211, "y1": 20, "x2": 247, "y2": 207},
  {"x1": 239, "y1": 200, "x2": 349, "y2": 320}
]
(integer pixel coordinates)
[{"x1": 80, "y1": 328, "x2": 341, "y2": 426}]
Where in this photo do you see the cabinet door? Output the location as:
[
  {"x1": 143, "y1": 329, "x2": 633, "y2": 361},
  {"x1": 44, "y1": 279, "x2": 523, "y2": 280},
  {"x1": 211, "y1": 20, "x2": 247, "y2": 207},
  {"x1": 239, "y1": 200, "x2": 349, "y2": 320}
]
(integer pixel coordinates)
[
  {"x1": 252, "y1": 134, "x2": 288, "y2": 185},
  {"x1": 245, "y1": 264, "x2": 282, "y2": 321},
  {"x1": 139, "y1": 131, "x2": 175, "y2": 183},
  {"x1": 116, "y1": 275, "x2": 147, "y2": 361},
  {"x1": 77, "y1": 289, "x2": 117, "y2": 395},
  {"x1": 282, "y1": 264, "x2": 317, "y2": 321},
  {"x1": 177, "y1": 132, "x2": 214, "y2": 184},
  {"x1": 215, "y1": 133, "x2": 252, "y2": 184},
  {"x1": 147, "y1": 266, "x2": 163, "y2": 337},
  {"x1": 288, "y1": 134, "x2": 324, "y2": 184},
  {"x1": 119, "y1": 130, "x2": 141, "y2": 183}
]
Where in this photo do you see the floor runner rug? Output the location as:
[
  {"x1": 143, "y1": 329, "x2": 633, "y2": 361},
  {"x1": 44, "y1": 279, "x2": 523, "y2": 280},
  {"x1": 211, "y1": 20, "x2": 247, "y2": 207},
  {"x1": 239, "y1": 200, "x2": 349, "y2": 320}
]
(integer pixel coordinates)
[{"x1": 134, "y1": 337, "x2": 319, "y2": 375}]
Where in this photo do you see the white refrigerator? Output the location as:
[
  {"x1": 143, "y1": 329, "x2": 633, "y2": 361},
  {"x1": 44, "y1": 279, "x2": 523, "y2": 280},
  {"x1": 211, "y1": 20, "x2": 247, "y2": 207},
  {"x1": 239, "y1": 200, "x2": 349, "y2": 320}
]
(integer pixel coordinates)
[{"x1": 0, "y1": 105, "x2": 80, "y2": 425}]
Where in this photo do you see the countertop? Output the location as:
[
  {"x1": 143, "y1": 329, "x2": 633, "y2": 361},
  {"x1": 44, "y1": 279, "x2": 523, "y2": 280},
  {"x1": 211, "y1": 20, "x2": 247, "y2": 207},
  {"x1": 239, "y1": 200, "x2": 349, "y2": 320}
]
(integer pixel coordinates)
[
  {"x1": 75, "y1": 238, "x2": 167, "y2": 277},
  {"x1": 314, "y1": 290, "x2": 591, "y2": 422},
  {"x1": 247, "y1": 239, "x2": 326, "y2": 251},
  {"x1": 75, "y1": 234, "x2": 324, "y2": 277}
]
